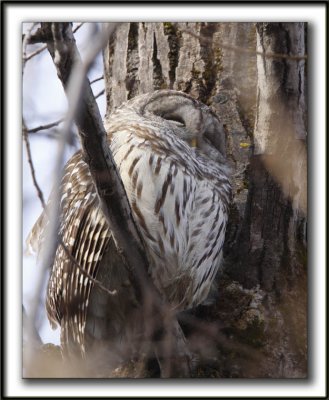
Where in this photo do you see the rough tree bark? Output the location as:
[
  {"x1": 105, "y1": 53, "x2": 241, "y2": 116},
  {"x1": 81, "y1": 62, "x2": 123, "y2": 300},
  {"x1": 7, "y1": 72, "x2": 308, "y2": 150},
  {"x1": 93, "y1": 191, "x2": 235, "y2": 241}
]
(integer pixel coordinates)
[{"x1": 103, "y1": 22, "x2": 307, "y2": 378}]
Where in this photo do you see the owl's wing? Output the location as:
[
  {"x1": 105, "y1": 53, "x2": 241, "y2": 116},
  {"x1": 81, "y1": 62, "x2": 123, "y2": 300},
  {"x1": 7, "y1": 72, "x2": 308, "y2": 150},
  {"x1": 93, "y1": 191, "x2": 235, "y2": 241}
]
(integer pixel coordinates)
[{"x1": 27, "y1": 151, "x2": 111, "y2": 356}]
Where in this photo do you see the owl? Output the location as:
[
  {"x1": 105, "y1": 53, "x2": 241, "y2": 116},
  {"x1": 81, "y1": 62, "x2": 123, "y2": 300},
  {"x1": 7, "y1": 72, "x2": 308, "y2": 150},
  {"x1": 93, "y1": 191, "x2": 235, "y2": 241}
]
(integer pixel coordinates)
[{"x1": 26, "y1": 90, "x2": 231, "y2": 369}]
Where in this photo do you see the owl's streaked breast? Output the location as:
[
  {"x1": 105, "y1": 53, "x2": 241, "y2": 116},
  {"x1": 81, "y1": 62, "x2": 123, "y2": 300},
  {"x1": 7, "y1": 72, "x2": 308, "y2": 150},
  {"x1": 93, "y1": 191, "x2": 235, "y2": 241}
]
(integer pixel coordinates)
[{"x1": 26, "y1": 90, "x2": 231, "y2": 358}]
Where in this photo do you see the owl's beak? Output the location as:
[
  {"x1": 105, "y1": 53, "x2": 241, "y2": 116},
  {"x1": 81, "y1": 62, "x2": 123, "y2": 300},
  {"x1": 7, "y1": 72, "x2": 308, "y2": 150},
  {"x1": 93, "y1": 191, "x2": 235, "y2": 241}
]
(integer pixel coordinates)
[{"x1": 190, "y1": 137, "x2": 198, "y2": 148}]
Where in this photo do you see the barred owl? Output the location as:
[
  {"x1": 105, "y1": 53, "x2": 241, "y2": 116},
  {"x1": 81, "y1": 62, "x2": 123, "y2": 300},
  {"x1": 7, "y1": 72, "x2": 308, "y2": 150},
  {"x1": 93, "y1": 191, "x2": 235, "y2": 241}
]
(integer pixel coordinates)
[{"x1": 27, "y1": 90, "x2": 231, "y2": 367}]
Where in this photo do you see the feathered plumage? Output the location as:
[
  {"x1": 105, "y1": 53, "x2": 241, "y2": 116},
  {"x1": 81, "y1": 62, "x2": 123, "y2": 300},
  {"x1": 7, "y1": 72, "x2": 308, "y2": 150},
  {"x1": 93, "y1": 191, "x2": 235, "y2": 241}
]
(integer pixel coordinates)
[{"x1": 27, "y1": 90, "x2": 231, "y2": 359}]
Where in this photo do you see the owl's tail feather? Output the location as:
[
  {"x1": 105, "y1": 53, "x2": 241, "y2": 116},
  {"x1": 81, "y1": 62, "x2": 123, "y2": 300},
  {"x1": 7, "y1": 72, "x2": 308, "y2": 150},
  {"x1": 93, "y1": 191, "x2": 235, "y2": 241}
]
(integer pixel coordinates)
[{"x1": 25, "y1": 210, "x2": 48, "y2": 256}]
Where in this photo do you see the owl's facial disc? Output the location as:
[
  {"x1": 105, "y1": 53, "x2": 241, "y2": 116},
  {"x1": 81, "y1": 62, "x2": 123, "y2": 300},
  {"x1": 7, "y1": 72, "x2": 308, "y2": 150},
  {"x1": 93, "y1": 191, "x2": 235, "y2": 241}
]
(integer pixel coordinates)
[{"x1": 160, "y1": 113, "x2": 199, "y2": 146}]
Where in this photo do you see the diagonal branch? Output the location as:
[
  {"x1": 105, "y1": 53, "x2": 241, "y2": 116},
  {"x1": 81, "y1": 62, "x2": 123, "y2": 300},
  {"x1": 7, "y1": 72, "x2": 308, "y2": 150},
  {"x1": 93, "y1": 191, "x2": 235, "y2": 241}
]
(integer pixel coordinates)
[
  {"x1": 27, "y1": 118, "x2": 64, "y2": 134},
  {"x1": 42, "y1": 22, "x2": 192, "y2": 377},
  {"x1": 94, "y1": 88, "x2": 105, "y2": 99},
  {"x1": 23, "y1": 22, "x2": 84, "y2": 61},
  {"x1": 23, "y1": 120, "x2": 46, "y2": 209},
  {"x1": 90, "y1": 75, "x2": 104, "y2": 84}
]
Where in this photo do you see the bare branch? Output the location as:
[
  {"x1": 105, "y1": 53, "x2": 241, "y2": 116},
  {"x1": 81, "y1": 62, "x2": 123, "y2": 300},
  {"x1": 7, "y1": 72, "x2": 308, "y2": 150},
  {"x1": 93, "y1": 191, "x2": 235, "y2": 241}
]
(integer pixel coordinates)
[
  {"x1": 90, "y1": 75, "x2": 104, "y2": 84},
  {"x1": 43, "y1": 22, "x2": 192, "y2": 377},
  {"x1": 22, "y1": 120, "x2": 46, "y2": 209},
  {"x1": 22, "y1": 23, "x2": 38, "y2": 71},
  {"x1": 24, "y1": 22, "x2": 84, "y2": 62},
  {"x1": 23, "y1": 46, "x2": 113, "y2": 369},
  {"x1": 27, "y1": 118, "x2": 64, "y2": 134},
  {"x1": 24, "y1": 43, "x2": 47, "y2": 62},
  {"x1": 27, "y1": 79, "x2": 103, "y2": 135},
  {"x1": 23, "y1": 115, "x2": 116, "y2": 295},
  {"x1": 23, "y1": 22, "x2": 84, "y2": 45},
  {"x1": 44, "y1": 21, "x2": 158, "y2": 302},
  {"x1": 72, "y1": 22, "x2": 84, "y2": 34},
  {"x1": 23, "y1": 118, "x2": 49, "y2": 370},
  {"x1": 27, "y1": 87, "x2": 104, "y2": 134},
  {"x1": 23, "y1": 25, "x2": 51, "y2": 45},
  {"x1": 23, "y1": 21, "x2": 82, "y2": 363},
  {"x1": 94, "y1": 88, "x2": 105, "y2": 99}
]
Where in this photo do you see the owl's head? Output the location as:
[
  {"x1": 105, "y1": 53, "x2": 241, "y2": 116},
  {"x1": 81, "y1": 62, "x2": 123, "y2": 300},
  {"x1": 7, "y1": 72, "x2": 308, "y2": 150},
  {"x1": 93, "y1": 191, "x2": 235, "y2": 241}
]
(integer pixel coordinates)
[{"x1": 140, "y1": 90, "x2": 227, "y2": 163}]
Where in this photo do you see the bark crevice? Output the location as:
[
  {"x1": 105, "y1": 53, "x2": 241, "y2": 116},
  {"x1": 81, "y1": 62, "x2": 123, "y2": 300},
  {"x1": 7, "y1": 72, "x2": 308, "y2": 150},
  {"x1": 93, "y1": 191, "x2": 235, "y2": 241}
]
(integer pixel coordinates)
[{"x1": 126, "y1": 23, "x2": 140, "y2": 99}]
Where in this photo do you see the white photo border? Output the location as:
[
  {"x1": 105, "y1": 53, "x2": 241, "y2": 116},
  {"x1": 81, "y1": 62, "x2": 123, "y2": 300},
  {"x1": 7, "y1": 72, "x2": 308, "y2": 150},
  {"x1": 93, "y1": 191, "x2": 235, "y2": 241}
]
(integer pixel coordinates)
[{"x1": 3, "y1": 2, "x2": 326, "y2": 398}]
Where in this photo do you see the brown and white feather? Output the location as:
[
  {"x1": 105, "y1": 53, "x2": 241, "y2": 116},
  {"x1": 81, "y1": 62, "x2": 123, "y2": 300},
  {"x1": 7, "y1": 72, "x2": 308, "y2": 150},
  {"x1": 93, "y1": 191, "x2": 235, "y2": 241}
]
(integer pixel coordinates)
[{"x1": 26, "y1": 90, "x2": 231, "y2": 358}]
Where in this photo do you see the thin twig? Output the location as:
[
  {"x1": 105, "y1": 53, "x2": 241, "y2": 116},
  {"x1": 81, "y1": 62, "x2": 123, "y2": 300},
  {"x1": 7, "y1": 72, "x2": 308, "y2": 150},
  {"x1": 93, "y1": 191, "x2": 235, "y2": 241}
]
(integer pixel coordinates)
[
  {"x1": 27, "y1": 118, "x2": 64, "y2": 134},
  {"x1": 22, "y1": 23, "x2": 38, "y2": 71},
  {"x1": 23, "y1": 121, "x2": 46, "y2": 209},
  {"x1": 33, "y1": 21, "x2": 118, "y2": 304},
  {"x1": 73, "y1": 22, "x2": 84, "y2": 34},
  {"x1": 23, "y1": 22, "x2": 112, "y2": 371},
  {"x1": 24, "y1": 22, "x2": 84, "y2": 62},
  {"x1": 23, "y1": 23, "x2": 113, "y2": 299},
  {"x1": 182, "y1": 28, "x2": 308, "y2": 61},
  {"x1": 23, "y1": 118, "x2": 47, "y2": 366},
  {"x1": 24, "y1": 44, "x2": 47, "y2": 62},
  {"x1": 95, "y1": 89, "x2": 105, "y2": 99},
  {"x1": 25, "y1": 22, "x2": 88, "y2": 351},
  {"x1": 90, "y1": 75, "x2": 104, "y2": 84}
]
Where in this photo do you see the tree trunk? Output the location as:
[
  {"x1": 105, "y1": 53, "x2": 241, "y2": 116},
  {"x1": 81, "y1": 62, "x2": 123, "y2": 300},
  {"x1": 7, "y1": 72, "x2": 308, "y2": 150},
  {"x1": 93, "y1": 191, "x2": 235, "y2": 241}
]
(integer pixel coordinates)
[{"x1": 103, "y1": 22, "x2": 307, "y2": 378}]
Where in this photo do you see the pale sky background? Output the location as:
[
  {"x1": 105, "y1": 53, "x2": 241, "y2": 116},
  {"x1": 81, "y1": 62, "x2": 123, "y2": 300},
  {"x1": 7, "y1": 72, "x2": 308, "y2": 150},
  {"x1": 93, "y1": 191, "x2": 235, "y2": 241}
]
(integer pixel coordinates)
[{"x1": 22, "y1": 23, "x2": 107, "y2": 344}]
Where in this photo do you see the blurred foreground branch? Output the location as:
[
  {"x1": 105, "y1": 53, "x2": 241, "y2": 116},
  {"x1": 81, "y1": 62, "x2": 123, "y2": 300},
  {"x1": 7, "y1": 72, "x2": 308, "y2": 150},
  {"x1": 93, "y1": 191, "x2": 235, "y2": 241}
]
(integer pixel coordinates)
[{"x1": 42, "y1": 22, "x2": 192, "y2": 377}]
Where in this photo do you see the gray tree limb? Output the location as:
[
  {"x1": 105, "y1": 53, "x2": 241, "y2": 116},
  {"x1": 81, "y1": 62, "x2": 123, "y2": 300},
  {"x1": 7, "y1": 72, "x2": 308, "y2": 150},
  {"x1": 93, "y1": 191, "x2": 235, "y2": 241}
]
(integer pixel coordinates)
[{"x1": 41, "y1": 22, "x2": 192, "y2": 378}]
